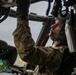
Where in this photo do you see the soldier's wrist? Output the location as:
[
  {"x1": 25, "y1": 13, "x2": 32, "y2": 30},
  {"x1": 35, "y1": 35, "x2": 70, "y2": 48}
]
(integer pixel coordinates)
[{"x1": 18, "y1": 16, "x2": 29, "y2": 21}]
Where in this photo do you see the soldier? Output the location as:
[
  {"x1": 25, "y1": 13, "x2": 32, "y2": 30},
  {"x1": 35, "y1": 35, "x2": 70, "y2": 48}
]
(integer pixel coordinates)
[{"x1": 13, "y1": 0, "x2": 68, "y2": 75}]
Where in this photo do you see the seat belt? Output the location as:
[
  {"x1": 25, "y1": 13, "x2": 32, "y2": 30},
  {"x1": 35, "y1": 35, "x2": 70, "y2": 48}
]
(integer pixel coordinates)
[{"x1": 65, "y1": 22, "x2": 76, "y2": 52}]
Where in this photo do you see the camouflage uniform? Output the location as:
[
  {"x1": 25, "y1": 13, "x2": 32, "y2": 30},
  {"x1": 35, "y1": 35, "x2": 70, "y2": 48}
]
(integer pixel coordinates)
[{"x1": 13, "y1": 19, "x2": 65, "y2": 75}]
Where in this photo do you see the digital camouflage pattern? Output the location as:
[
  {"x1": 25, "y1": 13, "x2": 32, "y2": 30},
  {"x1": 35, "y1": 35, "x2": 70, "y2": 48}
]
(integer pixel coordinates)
[{"x1": 13, "y1": 19, "x2": 64, "y2": 75}]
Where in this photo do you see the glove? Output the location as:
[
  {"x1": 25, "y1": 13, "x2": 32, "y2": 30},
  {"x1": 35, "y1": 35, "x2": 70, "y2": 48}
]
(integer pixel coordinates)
[{"x1": 16, "y1": 0, "x2": 30, "y2": 18}]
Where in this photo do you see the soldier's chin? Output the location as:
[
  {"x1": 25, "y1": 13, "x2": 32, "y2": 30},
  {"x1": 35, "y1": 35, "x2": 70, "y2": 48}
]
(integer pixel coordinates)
[{"x1": 52, "y1": 34, "x2": 59, "y2": 39}]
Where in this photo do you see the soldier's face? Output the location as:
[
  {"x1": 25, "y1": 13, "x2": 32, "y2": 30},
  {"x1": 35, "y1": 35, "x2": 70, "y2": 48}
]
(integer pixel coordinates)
[{"x1": 51, "y1": 18, "x2": 63, "y2": 39}]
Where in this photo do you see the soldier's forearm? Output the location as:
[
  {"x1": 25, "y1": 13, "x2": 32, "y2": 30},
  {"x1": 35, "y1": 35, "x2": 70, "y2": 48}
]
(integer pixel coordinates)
[{"x1": 13, "y1": 19, "x2": 35, "y2": 58}]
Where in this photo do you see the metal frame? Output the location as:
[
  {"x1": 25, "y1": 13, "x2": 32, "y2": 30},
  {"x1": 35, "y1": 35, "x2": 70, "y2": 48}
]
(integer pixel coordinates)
[{"x1": 9, "y1": 9, "x2": 55, "y2": 46}]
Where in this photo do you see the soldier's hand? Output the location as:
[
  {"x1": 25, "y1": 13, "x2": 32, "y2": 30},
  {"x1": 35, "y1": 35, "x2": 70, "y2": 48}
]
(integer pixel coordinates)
[{"x1": 16, "y1": 0, "x2": 30, "y2": 17}]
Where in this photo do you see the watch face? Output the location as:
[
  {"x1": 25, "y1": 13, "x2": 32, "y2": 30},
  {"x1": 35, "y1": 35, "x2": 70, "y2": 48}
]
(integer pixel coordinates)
[
  {"x1": 0, "y1": 59, "x2": 9, "y2": 72},
  {"x1": 0, "y1": 59, "x2": 3, "y2": 66}
]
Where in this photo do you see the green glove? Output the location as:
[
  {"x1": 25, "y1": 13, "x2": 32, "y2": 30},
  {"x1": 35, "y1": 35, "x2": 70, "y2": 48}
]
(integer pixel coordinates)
[{"x1": 16, "y1": 0, "x2": 30, "y2": 18}]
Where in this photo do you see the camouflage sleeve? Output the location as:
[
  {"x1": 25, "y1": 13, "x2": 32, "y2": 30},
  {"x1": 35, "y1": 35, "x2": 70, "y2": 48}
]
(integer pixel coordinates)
[{"x1": 13, "y1": 19, "x2": 64, "y2": 71}]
